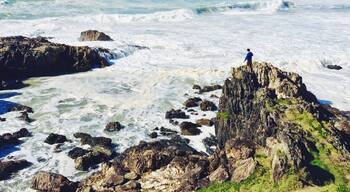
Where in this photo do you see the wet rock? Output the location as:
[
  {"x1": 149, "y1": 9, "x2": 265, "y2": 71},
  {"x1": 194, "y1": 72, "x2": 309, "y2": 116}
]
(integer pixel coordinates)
[
  {"x1": 105, "y1": 121, "x2": 124, "y2": 132},
  {"x1": 203, "y1": 134, "x2": 218, "y2": 154},
  {"x1": 0, "y1": 36, "x2": 105, "y2": 81},
  {"x1": 31, "y1": 171, "x2": 78, "y2": 192},
  {"x1": 12, "y1": 128, "x2": 30, "y2": 138},
  {"x1": 149, "y1": 132, "x2": 158, "y2": 139},
  {"x1": 210, "y1": 94, "x2": 219, "y2": 98},
  {"x1": 0, "y1": 159, "x2": 31, "y2": 180},
  {"x1": 199, "y1": 84, "x2": 222, "y2": 93},
  {"x1": 326, "y1": 65, "x2": 342, "y2": 70},
  {"x1": 74, "y1": 132, "x2": 112, "y2": 147},
  {"x1": 169, "y1": 119, "x2": 179, "y2": 126},
  {"x1": 80, "y1": 30, "x2": 113, "y2": 41},
  {"x1": 184, "y1": 97, "x2": 202, "y2": 108},
  {"x1": 44, "y1": 133, "x2": 68, "y2": 145},
  {"x1": 8, "y1": 104, "x2": 33, "y2": 113},
  {"x1": 200, "y1": 100, "x2": 218, "y2": 111},
  {"x1": 18, "y1": 111, "x2": 34, "y2": 123},
  {"x1": 209, "y1": 165, "x2": 229, "y2": 183},
  {"x1": 165, "y1": 109, "x2": 189, "y2": 119},
  {"x1": 179, "y1": 122, "x2": 201, "y2": 136},
  {"x1": 68, "y1": 147, "x2": 89, "y2": 159},
  {"x1": 75, "y1": 151, "x2": 110, "y2": 171},
  {"x1": 0, "y1": 117, "x2": 6, "y2": 122},
  {"x1": 159, "y1": 127, "x2": 178, "y2": 136},
  {"x1": 196, "y1": 118, "x2": 214, "y2": 126},
  {"x1": 231, "y1": 158, "x2": 256, "y2": 183},
  {"x1": 193, "y1": 84, "x2": 201, "y2": 90}
]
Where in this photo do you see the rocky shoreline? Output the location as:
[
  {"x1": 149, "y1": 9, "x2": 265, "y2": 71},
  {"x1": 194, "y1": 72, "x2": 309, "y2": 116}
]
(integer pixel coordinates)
[{"x1": 0, "y1": 36, "x2": 349, "y2": 192}]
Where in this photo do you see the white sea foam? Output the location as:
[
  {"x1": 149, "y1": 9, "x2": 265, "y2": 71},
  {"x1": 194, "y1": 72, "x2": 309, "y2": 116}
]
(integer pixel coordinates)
[{"x1": 0, "y1": 0, "x2": 350, "y2": 191}]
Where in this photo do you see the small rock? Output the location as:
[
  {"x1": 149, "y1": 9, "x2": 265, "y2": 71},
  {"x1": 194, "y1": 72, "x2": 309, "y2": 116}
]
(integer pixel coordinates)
[
  {"x1": 209, "y1": 165, "x2": 229, "y2": 183},
  {"x1": 179, "y1": 122, "x2": 201, "y2": 136},
  {"x1": 192, "y1": 84, "x2": 201, "y2": 90},
  {"x1": 199, "y1": 84, "x2": 222, "y2": 93},
  {"x1": 0, "y1": 117, "x2": 6, "y2": 122},
  {"x1": 160, "y1": 127, "x2": 178, "y2": 136},
  {"x1": 124, "y1": 171, "x2": 139, "y2": 180},
  {"x1": 74, "y1": 132, "x2": 112, "y2": 147},
  {"x1": 200, "y1": 100, "x2": 218, "y2": 111},
  {"x1": 8, "y1": 105, "x2": 33, "y2": 113},
  {"x1": 210, "y1": 94, "x2": 219, "y2": 98},
  {"x1": 196, "y1": 118, "x2": 214, "y2": 126},
  {"x1": 53, "y1": 144, "x2": 63, "y2": 153},
  {"x1": 31, "y1": 171, "x2": 78, "y2": 192},
  {"x1": 203, "y1": 134, "x2": 218, "y2": 154},
  {"x1": 68, "y1": 147, "x2": 89, "y2": 159},
  {"x1": 105, "y1": 122, "x2": 124, "y2": 132},
  {"x1": 0, "y1": 159, "x2": 31, "y2": 180},
  {"x1": 80, "y1": 30, "x2": 113, "y2": 41},
  {"x1": 149, "y1": 132, "x2": 158, "y2": 139},
  {"x1": 18, "y1": 112, "x2": 34, "y2": 123},
  {"x1": 184, "y1": 97, "x2": 202, "y2": 108},
  {"x1": 165, "y1": 109, "x2": 189, "y2": 119},
  {"x1": 169, "y1": 119, "x2": 179, "y2": 126},
  {"x1": 44, "y1": 133, "x2": 68, "y2": 145},
  {"x1": 326, "y1": 65, "x2": 342, "y2": 70},
  {"x1": 231, "y1": 158, "x2": 257, "y2": 183}
]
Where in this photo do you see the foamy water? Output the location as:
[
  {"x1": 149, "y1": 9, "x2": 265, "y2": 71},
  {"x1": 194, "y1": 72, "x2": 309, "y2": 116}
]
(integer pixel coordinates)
[{"x1": 0, "y1": 0, "x2": 350, "y2": 191}]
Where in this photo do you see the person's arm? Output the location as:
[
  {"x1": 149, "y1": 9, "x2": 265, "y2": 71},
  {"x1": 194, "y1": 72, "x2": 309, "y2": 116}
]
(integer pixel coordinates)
[{"x1": 244, "y1": 54, "x2": 248, "y2": 62}]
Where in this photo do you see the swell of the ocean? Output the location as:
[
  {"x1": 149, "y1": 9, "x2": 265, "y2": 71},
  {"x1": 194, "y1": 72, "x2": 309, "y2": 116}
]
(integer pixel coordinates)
[{"x1": 0, "y1": 0, "x2": 350, "y2": 191}]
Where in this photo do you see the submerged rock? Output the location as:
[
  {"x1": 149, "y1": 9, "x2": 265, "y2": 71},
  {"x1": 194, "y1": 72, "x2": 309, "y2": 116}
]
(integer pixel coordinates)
[
  {"x1": 326, "y1": 64, "x2": 342, "y2": 70},
  {"x1": 79, "y1": 30, "x2": 113, "y2": 41},
  {"x1": 31, "y1": 171, "x2": 78, "y2": 192},
  {"x1": 0, "y1": 159, "x2": 31, "y2": 180},
  {"x1": 44, "y1": 133, "x2": 68, "y2": 145}
]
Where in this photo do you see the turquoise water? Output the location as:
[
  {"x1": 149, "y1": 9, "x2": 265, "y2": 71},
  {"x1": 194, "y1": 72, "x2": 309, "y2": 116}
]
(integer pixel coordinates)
[{"x1": 1, "y1": 0, "x2": 350, "y2": 20}]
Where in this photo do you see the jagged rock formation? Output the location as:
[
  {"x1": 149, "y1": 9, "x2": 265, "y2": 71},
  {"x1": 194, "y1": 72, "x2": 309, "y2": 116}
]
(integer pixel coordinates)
[
  {"x1": 0, "y1": 36, "x2": 108, "y2": 89},
  {"x1": 213, "y1": 62, "x2": 350, "y2": 190}
]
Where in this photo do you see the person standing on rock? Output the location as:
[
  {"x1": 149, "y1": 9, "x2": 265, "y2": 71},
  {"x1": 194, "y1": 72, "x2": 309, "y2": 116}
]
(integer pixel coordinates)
[{"x1": 244, "y1": 48, "x2": 254, "y2": 71}]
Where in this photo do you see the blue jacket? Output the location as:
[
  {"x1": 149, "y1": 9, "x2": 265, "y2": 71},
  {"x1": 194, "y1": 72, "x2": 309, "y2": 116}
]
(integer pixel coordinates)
[{"x1": 244, "y1": 52, "x2": 253, "y2": 61}]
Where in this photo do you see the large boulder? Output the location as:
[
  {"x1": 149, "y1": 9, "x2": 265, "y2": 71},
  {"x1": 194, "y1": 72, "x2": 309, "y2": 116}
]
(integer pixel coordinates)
[
  {"x1": 184, "y1": 97, "x2": 202, "y2": 108},
  {"x1": 79, "y1": 30, "x2": 113, "y2": 41},
  {"x1": 31, "y1": 171, "x2": 78, "y2": 192},
  {"x1": 0, "y1": 36, "x2": 106, "y2": 82},
  {"x1": 0, "y1": 159, "x2": 31, "y2": 180},
  {"x1": 105, "y1": 121, "x2": 124, "y2": 132}
]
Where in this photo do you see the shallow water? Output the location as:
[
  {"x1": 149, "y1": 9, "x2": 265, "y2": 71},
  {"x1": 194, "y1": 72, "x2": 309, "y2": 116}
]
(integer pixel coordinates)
[{"x1": 0, "y1": 0, "x2": 350, "y2": 191}]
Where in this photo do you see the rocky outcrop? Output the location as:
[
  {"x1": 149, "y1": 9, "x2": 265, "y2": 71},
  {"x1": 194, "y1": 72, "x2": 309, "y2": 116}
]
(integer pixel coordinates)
[
  {"x1": 0, "y1": 159, "x2": 31, "y2": 180},
  {"x1": 73, "y1": 132, "x2": 112, "y2": 148},
  {"x1": 31, "y1": 171, "x2": 78, "y2": 192},
  {"x1": 0, "y1": 36, "x2": 107, "y2": 85},
  {"x1": 80, "y1": 30, "x2": 113, "y2": 41},
  {"x1": 214, "y1": 62, "x2": 350, "y2": 188}
]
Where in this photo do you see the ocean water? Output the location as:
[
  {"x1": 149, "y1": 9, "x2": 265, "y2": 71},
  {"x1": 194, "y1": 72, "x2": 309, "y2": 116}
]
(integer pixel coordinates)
[{"x1": 0, "y1": 0, "x2": 350, "y2": 191}]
